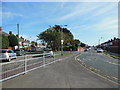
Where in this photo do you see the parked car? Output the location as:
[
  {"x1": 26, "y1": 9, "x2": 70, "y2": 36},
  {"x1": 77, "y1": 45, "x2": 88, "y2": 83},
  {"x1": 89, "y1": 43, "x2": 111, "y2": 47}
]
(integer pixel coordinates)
[
  {"x1": 84, "y1": 48, "x2": 89, "y2": 52},
  {"x1": 96, "y1": 48, "x2": 104, "y2": 53},
  {"x1": 44, "y1": 48, "x2": 54, "y2": 57},
  {"x1": 30, "y1": 48, "x2": 39, "y2": 52},
  {"x1": 0, "y1": 49, "x2": 17, "y2": 62},
  {"x1": 94, "y1": 47, "x2": 97, "y2": 50},
  {"x1": 14, "y1": 49, "x2": 26, "y2": 56}
]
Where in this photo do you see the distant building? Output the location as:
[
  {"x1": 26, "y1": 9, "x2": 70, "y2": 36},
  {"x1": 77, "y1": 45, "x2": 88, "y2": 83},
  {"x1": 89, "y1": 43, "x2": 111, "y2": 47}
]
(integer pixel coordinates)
[
  {"x1": 15, "y1": 35, "x2": 31, "y2": 49},
  {"x1": 100, "y1": 37, "x2": 120, "y2": 54},
  {"x1": 0, "y1": 26, "x2": 46, "y2": 50},
  {"x1": 37, "y1": 44, "x2": 46, "y2": 48},
  {"x1": 101, "y1": 38, "x2": 120, "y2": 47},
  {"x1": 0, "y1": 27, "x2": 9, "y2": 36}
]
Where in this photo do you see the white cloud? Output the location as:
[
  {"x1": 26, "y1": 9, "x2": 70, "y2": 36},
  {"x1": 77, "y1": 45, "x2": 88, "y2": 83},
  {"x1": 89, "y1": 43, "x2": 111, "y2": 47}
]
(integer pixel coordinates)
[
  {"x1": 73, "y1": 17, "x2": 118, "y2": 31},
  {"x1": 2, "y1": 12, "x2": 24, "y2": 18},
  {"x1": 93, "y1": 3, "x2": 117, "y2": 16},
  {"x1": 71, "y1": 16, "x2": 118, "y2": 40},
  {"x1": 57, "y1": 2, "x2": 117, "y2": 23},
  {"x1": 93, "y1": 17, "x2": 118, "y2": 31},
  {"x1": 58, "y1": 3, "x2": 100, "y2": 21}
]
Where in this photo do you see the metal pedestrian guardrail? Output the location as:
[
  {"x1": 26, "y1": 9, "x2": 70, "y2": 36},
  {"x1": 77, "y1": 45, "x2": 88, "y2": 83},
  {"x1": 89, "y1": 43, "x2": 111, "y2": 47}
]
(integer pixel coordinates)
[{"x1": 0, "y1": 52, "x2": 55, "y2": 82}]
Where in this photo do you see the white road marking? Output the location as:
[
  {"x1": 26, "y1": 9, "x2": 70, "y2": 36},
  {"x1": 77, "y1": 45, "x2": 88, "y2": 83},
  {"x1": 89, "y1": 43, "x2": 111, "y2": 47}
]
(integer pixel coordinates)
[
  {"x1": 105, "y1": 61, "x2": 120, "y2": 66},
  {"x1": 74, "y1": 54, "x2": 119, "y2": 85}
]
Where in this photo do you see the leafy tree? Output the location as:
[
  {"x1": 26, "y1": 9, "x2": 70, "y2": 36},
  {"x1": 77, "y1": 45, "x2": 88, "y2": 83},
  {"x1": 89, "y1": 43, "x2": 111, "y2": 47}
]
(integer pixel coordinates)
[
  {"x1": 42, "y1": 43, "x2": 45, "y2": 46},
  {"x1": 0, "y1": 34, "x2": 9, "y2": 48},
  {"x1": 37, "y1": 25, "x2": 74, "y2": 51},
  {"x1": 80, "y1": 42, "x2": 86, "y2": 47},
  {"x1": 31, "y1": 41, "x2": 35, "y2": 43},
  {"x1": 31, "y1": 41, "x2": 36, "y2": 47},
  {"x1": 31, "y1": 44, "x2": 35, "y2": 48},
  {"x1": 8, "y1": 34, "x2": 18, "y2": 48},
  {"x1": 72, "y1": 39, "x2": 80, "y2": 50},
  {"x1": 35, "y1": 42, "x2": 37, "y2": 46}
]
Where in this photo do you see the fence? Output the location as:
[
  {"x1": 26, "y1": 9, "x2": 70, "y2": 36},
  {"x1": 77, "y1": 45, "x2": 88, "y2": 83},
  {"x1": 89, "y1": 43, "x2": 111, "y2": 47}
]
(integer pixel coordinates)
[{"x1": 0, "y1": 52, "x2": 56, "y2": 82}]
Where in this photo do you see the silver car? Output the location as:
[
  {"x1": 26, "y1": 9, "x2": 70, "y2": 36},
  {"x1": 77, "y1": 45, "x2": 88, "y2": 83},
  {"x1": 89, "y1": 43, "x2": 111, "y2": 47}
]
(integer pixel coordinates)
[
  {"x1": 96, "y1": 48, "x2": 104, "y2": 53},
  {"x1": 0, "y1": 49, "x2": 17, "y2": 62}
]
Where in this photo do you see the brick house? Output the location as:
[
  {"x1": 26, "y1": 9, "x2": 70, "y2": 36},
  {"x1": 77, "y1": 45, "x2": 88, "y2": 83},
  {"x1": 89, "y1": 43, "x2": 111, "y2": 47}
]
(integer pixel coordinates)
[
  {"x1": 101, "y1": 37, "x2": 120, "y2": 54},
  {"x1": 0, "y1": 26, "x2": 46, "y2": 50}
]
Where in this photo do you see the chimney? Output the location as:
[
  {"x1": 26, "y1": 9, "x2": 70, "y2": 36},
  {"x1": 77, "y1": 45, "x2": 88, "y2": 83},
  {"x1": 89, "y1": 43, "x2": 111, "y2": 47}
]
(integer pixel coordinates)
[
  {"x1": 9, "y1": 31, "x2": 12, "y2": 34},
  {"x1": 0, "y1": 27, "x2": 2, "y2": 31},
  {"x1": 16, "y1": 34, "x2": 18, "y2": 37}
]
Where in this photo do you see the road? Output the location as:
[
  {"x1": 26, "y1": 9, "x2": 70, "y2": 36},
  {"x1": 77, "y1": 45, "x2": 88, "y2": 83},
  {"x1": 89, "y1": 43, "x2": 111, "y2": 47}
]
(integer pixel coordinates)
[
  {"x1": 2, "y1": 52, "x2": 118, "y2": 88},
  {"x1": 79, "y1": 47, "x2": 119, "y2": 79}
]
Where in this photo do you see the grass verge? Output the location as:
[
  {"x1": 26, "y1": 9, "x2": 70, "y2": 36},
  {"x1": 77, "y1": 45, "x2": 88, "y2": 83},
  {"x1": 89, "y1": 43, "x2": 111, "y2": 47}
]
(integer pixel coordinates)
[
  {"x1": 111, "y1": 56, "x2": 120, "y2": 59},
  {"x1": 103, "y1": 52, "x2": 120, "y2": 59},
  {"x1": 103, "y1": 52, "x2": 109, "y2": 55},
  {"x1": 54, "y1": 51, "x2": 73, "y2": 57}
]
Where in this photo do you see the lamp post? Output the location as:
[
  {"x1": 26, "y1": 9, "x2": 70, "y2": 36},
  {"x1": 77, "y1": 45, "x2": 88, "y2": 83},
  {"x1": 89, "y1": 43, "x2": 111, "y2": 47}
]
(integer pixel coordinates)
[
  {"x1": 98, "y1": 37, "x2": 104, "y2": 47},
  {"x1": 61, "y1": 39, "x2": 64, "y2": 56},
  {"x1": 60, "y1": 25, "x2": 67, "y2": 56},
  {"x1": 17, "y1": 24, "x2": 20, "y2": 49}
]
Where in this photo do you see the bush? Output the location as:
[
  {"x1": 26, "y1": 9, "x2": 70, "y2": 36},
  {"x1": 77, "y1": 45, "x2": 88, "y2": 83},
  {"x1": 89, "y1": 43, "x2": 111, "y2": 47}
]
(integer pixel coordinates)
[{"x1": 8, "y1": 34, "x2": 18, "y2": 47}]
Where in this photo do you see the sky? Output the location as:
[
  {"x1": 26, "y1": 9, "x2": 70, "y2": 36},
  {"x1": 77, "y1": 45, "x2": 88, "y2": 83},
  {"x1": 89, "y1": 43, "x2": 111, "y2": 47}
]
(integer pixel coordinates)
[{"x1": 1, "y1": 1, "x2": 118, "y2": 46}]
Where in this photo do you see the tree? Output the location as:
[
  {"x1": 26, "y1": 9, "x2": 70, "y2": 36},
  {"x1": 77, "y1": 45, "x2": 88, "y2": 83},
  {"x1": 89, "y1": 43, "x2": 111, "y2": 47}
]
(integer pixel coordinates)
[
  {"x1": 31, "y1": 41, "x2": 36, "y2": 48},
  {"x1": 80, "y1": 42, "x2": 86, "y2": 47},
  {"x1": 0, "y1": 34, "x2": 9, "y2": 48},
  {"x1": 37, "y1": 25, "x2": 74, "y2": 51},
  {"x1": 8, "y1": 34, "x2": 18, "y2": 48},
  {"x1": 35, "y1": 42, "x2": 37, "y2": 47},
  {"x1": 31, "y1": 44, "x2": 35, "y2": 48},
  {"x1": 72, "y1": 39, "x2": 80, "y2": 50}
]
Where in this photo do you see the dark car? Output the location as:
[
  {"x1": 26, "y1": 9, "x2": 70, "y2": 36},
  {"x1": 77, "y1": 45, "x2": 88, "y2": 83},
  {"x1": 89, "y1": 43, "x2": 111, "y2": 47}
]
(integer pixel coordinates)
[
  {"x1": 43, "y1": 48, "x2": 54, "y2": 57},
  {"x1": 84, "y1": 48, "x2": 88, "y2": 52},
  {"x1": 14, "y1": 49, "x2": 26, "y2": 56}
]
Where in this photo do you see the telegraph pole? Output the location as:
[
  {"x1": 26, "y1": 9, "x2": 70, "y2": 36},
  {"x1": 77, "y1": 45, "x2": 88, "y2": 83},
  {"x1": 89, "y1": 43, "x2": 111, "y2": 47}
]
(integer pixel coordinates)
[{"x1": 17, "y1": 24, "x2": 20, "y2": 49}]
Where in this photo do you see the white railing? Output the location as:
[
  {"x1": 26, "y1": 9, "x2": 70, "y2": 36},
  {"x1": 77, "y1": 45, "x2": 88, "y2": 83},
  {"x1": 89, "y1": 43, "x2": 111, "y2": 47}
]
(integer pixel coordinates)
[{"x1": 0, "y1": 52, "x2": 56, "y2": 82}]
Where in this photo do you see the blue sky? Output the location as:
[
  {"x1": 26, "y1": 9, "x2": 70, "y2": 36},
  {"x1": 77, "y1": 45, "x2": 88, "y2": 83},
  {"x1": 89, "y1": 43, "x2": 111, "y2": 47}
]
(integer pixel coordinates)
[{"x1": 1, "y1": 2, "x2": 118, "y2": 45}]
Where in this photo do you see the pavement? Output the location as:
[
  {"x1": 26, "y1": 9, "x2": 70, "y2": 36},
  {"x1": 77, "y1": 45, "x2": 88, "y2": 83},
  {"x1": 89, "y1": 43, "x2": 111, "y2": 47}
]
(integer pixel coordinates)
[{"x1": 2, "y1": 52, "x2": 119, "y2": 88}]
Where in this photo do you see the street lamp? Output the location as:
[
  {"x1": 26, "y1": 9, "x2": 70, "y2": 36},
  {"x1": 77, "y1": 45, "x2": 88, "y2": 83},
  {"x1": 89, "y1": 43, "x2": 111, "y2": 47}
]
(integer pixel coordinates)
[
  {"x1": 60, "y1": 25, "x2": 67, "y2": 56},
  {"x1": 61, "y1": 39, "x2": 64, "y2": 56},
  {"x1": 36, "y1": 39, "x2": 38, "y2": 47},
  {"x1": 98, "y1": 37, "x2": 104, "y2": 48},
  {"x1": 17, "y1": 24, "x2": 20, "y2": 49}
]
